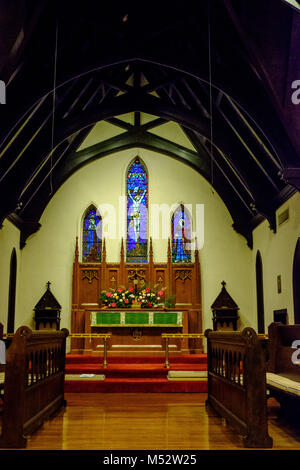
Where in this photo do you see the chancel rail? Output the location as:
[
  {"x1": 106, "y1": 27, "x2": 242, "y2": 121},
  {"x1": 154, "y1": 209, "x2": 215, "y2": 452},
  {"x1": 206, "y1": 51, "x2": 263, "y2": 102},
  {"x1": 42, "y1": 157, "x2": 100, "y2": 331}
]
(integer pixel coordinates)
[
  {"x1": 162, "y1": 333, "x2": 204, "y2": 368},
  {"x1": 68, "y1": 333, "x2": 111, "y2": 368}
]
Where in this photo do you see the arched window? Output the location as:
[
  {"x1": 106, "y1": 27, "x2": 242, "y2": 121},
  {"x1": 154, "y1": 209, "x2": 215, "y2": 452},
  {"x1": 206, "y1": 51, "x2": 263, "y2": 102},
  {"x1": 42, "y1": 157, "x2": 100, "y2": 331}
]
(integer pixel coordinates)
[
  {"x1": 7, "y1": 248, "x2": 17, "y2": 334},
  {"x1": 256, "y1": 251, "x2": 265, "y2": 334},
  {"x1": 171, "y1": 204, "x2": 192, "y2": 263},
  {"x1": 126, "y1": 157, "x2": 148, "y2": 263},
  {"x1": 82, "y1": 205, "x2": 102, "y2": 262},
  {"x1": 293, "y1": 237, "x2": 300, "y2": 324}
]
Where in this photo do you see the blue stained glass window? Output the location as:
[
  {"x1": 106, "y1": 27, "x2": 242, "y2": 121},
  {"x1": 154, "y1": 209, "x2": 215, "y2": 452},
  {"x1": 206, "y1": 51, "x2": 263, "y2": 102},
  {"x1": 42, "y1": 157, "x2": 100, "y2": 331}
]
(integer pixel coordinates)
[
  {"x1": 126, "y1": 157, "x2": 148, "y2": 263},
  {"x1": 172, "y1": 204, "x2": 192, "y2": 263},
  {"x1": 82, "y1": 206, "x2": 102, "y2": 262}
]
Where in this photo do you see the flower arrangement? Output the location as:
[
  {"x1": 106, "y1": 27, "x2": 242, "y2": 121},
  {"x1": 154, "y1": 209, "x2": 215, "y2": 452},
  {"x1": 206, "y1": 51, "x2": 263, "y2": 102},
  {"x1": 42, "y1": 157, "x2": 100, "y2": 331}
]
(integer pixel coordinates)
[
  {"x1": 137, "y1": 286, "x2": 166, "y2": 308},
  {"x1": 100, "y1": 286, "x2": 135, "y2": 308}
]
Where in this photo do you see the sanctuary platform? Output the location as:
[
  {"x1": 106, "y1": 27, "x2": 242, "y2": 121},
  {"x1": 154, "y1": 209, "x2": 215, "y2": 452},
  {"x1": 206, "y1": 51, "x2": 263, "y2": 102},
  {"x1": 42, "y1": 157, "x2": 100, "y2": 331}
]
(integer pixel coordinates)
[{"x1": 64, "y1": 353, "x2": 208, "y2": 393}]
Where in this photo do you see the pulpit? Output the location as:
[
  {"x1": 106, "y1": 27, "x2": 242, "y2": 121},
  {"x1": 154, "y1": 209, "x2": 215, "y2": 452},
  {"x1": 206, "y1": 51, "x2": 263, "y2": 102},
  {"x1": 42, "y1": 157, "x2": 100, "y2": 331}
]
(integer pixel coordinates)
[{"x1": 211, "y1": 281, "x2": 239, "y2": 331}]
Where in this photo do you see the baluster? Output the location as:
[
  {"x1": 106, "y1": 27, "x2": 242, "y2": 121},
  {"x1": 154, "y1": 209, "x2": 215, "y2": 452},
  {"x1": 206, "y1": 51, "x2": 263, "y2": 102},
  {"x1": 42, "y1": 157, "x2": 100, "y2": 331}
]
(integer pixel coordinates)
[{"x1": 229, "y1": 351, "x2": 232, "y2": 382}]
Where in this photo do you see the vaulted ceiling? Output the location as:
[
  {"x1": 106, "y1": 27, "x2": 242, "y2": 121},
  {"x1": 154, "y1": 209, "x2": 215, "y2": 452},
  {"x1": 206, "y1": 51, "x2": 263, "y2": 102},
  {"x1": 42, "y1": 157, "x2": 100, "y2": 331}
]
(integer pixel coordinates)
[{"x1": 1, "y1": 0, "x2": 300, "y2": 248}]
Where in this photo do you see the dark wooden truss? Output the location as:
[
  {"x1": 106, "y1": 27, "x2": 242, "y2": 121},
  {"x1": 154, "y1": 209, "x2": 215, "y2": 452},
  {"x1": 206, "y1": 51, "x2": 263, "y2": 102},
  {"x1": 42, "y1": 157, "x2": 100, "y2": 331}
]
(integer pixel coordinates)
[{"x1": 0, "y1": 0, "x2": 299, "y2": 248}]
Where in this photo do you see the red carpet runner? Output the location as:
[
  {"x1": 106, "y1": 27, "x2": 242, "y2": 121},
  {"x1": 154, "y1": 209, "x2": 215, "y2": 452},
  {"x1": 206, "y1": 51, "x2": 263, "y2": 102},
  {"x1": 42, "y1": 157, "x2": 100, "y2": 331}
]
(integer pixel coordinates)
[{"x1": 64, "y1": 354, "x2": 207, "y2": 393}]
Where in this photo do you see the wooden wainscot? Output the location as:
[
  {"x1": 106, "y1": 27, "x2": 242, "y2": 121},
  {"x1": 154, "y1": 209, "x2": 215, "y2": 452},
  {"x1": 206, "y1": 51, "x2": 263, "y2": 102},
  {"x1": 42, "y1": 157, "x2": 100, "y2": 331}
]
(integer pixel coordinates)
[
  {"x1": 205, "y1": 327, "x2": 273, "y2": 448},
  {"x1": 71, "y1": 236, "x2": 203, "y2": 354},
  {"x1": 267, "y1": 322, "x2": 300, "y2": 421},
  {"x1": 0, "y1": 326, "x2": 69, "y2": 448}
]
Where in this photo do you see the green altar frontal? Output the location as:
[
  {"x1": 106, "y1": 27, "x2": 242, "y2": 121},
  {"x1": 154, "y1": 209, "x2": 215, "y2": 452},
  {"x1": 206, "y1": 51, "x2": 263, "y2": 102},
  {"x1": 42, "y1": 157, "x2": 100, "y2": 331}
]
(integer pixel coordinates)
[{"x1": 90, "y1": 311, "x2": 183, "y2": 327}]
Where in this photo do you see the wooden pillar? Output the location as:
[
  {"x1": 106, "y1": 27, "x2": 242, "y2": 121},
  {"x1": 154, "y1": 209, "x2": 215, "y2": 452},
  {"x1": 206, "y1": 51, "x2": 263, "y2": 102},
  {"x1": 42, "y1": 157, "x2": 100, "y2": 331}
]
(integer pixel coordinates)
[
  {"x1": 72, "y1": 237, "x2": 79, "y2": 309},
  {"x1": 102, "y1": 237, "x2": 106, "y2": 291},
  {"x1": 194, "y1": 237, "x2": 201, "y2": 307},
  {"x1": 120, "y1": 238, "x2": 125, "y2": 286},
  {"x1": 149, "y1": 237, "x2": 154, "y2": 285},
  {"x1": 167, "y1": 237, "x2": 172, "y2": 297}
]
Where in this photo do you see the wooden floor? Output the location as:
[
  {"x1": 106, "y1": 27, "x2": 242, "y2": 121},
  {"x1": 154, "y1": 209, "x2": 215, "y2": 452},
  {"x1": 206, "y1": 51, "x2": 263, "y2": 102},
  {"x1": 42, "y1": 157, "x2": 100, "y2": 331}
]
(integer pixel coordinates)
[{"x1": 6, "y1": 393, "x2": 296, "y2": 451}]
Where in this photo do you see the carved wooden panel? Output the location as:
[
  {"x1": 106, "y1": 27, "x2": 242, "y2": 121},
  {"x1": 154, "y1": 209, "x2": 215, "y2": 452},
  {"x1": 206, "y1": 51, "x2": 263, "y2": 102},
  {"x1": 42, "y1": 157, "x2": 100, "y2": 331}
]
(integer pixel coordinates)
[
  {"x1": 174, "y1": 268, "x2": 193, "y2": 304},
  {"x1": 80, "y1": 267, "x2": 100, "y2": 304},
  {"x1": 108, "y1": 269, "x2": 119, "y2": 290},
  {"x1": 155, "y1": 269, "x2": 166, "y2": 288}
]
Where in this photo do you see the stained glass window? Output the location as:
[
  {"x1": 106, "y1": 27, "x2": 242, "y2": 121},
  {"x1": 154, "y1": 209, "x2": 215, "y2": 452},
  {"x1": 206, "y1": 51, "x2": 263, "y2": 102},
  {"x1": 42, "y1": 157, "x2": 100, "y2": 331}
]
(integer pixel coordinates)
[
  {"x1": 82, "y1": 205, "x2": 102, "y2": 262},
  {"x1": 126, "y1": 157, "x2": 148, "y2": 263},
  {"x1": 172, "y1": 204, "x2": 192, "y2": 263}
]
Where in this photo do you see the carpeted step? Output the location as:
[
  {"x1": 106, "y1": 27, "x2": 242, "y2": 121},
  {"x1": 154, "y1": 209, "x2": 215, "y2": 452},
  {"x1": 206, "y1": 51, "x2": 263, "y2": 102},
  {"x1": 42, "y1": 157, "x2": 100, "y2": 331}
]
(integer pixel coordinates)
[
  {"x1": 65, "y1": 362, "x2": 207, "y2": 378},
  {"x1": 64, "y1": 377, "x2": 208, "y2": 393},
  {"x1": 65, "y1": 354, "x2": 207, "y2": 365},
  {"x1": 64, "y1": 354, "x2": 208, "y2": 393}
]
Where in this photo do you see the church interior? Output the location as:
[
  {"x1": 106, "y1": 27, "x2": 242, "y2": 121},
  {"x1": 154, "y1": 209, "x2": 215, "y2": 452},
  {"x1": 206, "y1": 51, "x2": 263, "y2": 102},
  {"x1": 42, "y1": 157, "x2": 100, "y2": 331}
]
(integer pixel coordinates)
[{"x1": 0, "y1": 0, "x2": 300, "y2": 455}]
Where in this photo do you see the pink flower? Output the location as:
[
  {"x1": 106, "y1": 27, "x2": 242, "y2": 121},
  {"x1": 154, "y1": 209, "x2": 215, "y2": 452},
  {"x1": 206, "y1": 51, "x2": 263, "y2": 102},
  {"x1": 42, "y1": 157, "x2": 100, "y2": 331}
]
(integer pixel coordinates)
[
  {"x1": 106, "y1": 292, "x2": 112, "y2": 297},
  {"x1": 111, "y1": 302, "x2": 117, "y2": 307},
  {"x1": 117, "y1": 287, "x2": 123, "y2": 293},
  {"x1": 158, "y1": 290, "x2": 164, "y2": 296}
]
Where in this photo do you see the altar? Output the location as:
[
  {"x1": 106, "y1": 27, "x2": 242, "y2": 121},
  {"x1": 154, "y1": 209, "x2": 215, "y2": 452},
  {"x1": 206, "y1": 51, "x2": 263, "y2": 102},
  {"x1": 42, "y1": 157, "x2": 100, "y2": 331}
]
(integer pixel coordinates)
[
  {"x1": 70, "y1": 236, "x2": 203, "y2": 355},
  {"x1": 89, "y1": 310, "x2": 185, "y2": 354}
]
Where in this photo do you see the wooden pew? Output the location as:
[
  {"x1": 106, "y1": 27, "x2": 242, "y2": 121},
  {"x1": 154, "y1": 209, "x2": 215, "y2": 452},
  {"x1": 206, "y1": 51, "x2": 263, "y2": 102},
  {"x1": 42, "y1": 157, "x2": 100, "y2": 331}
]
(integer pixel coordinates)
[
  {"x1": 205, "y1": 327, "x2": 273, "y2": 448},
  {"x1": 0, "y1": 325, "x2": 69, "y2": 448},
  {"x1": 267, "y1": 322, "x2": 300, "y2": 420}
]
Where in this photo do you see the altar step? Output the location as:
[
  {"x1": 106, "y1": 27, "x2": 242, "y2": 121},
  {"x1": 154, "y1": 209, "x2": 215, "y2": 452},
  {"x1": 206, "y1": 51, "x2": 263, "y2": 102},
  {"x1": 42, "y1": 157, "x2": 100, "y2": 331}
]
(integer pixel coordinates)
[{"x1": 64, "y1": 354, "x2": 207, "y2": 393}]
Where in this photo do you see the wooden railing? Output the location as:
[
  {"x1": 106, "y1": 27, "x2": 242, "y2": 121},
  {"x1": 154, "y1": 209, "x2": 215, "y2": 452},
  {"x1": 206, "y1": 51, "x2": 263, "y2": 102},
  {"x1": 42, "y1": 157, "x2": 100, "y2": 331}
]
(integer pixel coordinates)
[
  {"x1": 162, "y1": 333, "x2": 204, "y2": 368},
  {"x1": 0, "y1": 326, "x2": 69, "y2": 448},
  {"x1": 205, "y1": 328, "x2": 272, "y2": 448},
  {"x1": 68, "y1": 333, "x2": 111, "y2": 368}
]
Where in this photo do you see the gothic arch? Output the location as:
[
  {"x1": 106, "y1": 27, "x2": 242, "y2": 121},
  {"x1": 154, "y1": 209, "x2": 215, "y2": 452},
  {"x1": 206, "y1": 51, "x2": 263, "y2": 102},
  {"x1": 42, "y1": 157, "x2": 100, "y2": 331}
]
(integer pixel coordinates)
[
  {"x1": 7, "y1": 248, "x2": 17, "y2": 334},
  {"x1": 293, "y1": 238, "x2": 300, "y2": 324},
  {"x1": 256, "y1": 250, "x2": 265, "y2": 333},
  {"x1": 82, "y1": 204, "x2": 102, "y2": 262}
]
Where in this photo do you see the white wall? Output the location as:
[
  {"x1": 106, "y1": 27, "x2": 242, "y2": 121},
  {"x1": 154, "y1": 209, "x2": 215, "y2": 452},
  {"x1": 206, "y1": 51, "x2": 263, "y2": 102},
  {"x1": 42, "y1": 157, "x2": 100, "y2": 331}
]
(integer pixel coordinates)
[
  {"x1": 252, "y1": 192, "x2": 300, "y2": 328},
  {"x1": 9, "y1": 148, "x2": 254, "y2": 334}
]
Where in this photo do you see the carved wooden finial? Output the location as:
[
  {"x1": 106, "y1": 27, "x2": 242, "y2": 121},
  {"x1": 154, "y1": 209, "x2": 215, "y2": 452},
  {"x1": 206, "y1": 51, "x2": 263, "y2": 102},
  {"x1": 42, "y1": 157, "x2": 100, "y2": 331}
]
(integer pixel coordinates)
[
  {"x1": 75, "y1": 236, "x2": 79, "y2": 261},
  {"x1": 102, "y1": 238, "x2": 106, "y2": 261},
  {"x1": 149, "y1": 237, "x2": 153, "y2": 263},
  {"x1": 167, "y1": 237, "x2": 171, "y2": 260},
  {"x1": 120, "y1": 237, "x2": 125, "y2": 263}
]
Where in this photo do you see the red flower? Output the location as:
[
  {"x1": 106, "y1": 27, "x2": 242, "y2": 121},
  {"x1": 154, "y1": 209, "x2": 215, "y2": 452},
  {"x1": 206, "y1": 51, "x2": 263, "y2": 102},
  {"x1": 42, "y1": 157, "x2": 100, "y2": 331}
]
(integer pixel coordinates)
[
  {"x1": 106, "y1": 292, "x2": 112, "y2": 297},
  {"x1": 158, "y1": 290, "x2": 164, "y2": 296},
  {"x1": 129, "y1": 287, "x2": 134, "y2": 293},
  {"x1": 147, "y1": 302, "x2": 152, "y2": 307},
  {"x1": 117, "y1": 287, "x2": 123, "y2": 293},
  {"x1": 111, "y1": 302, "x2": 117, "y2": 307},
  {"x1": 145, "y1": 287, "x2": 150, "y2": 293},
  {"x1": 132, "y1": 300, "x2": 135, "y2": 304},
  {"x1": 124, "y1": 299, "x2": 129, "y2": 304}
]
